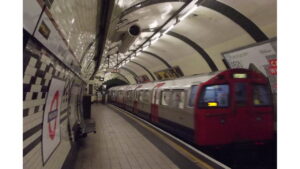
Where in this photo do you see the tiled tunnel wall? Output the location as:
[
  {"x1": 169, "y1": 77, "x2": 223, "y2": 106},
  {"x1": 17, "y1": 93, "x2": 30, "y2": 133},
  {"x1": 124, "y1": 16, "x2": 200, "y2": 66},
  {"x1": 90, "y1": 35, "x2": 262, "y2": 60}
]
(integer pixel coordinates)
[{"x1": 23, "y1": 39, "x2": 85, "y2": 169}]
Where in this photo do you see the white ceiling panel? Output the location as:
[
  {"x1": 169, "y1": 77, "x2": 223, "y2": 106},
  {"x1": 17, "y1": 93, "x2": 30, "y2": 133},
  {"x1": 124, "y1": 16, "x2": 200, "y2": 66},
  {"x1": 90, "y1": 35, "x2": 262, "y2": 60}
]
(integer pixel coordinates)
[
  {"x1": 133, "y1": 53, "x2": 167, "y2": 72},
  {"x1": 125, "y1": 63, "x2": 148, "y2": 77},
  {"x1": 50, "y1": 0, "x2": 98, "y2": 62},
  {"x1": 173, "y1": 6, "x2": 253, "y2": 49},
  {"x1": 218, "y1": 0, "x2": 276, "y2": 35}
]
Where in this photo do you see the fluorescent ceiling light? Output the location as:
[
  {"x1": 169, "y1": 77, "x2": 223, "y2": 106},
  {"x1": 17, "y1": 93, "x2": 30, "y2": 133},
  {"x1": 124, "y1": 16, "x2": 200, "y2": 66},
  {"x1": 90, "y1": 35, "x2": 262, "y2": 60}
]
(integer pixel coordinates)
[
  {"x1": 149, "y1": 20, "x2": 158, "y2": 29},
  {"x1": 151, "y1": 33, "x2": 161, "y2": 40},
  {"x1": 163, "y1": 24, "x2": 174, "y2": 35},
  {"x1": 179, "y1": 6, "x2": 198, "y2": 21},
  {"x1": 151, "y1": 38, "x2": 159, "y2": 45},
  {"x1": 143, "y1": 45, "x2": 149, "y2": 50}
]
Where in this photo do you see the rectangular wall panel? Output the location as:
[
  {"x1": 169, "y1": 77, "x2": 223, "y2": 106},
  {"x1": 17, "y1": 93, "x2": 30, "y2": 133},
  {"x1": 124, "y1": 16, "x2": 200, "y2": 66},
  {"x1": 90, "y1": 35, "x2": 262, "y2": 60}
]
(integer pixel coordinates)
[
  {"x1": 33, "y1": 12, "x2": 80, "y2": 73},
  {"x1": 23, "y1": 38, "x2": 85, "y2": 169},
  {"x1": 23, "y1": 0, "x2": 43, "y2": 34}
]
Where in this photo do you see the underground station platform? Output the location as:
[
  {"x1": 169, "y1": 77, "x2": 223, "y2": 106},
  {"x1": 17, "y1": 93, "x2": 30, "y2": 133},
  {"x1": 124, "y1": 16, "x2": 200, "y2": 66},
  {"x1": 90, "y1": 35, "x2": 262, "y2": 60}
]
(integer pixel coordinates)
[
  {"x1": 74, "y1": 104, "x2": 230, "y2": 169},
  {"x1": 74, "y1": 102, "x2": 277, "y2": 169}
]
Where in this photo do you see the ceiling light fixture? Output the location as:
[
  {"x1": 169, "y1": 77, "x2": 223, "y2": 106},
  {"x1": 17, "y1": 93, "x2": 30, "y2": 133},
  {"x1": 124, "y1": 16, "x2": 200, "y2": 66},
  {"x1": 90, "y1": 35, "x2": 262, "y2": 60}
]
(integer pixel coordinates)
[
  {"x1": 151, "y1": 38, "x2": 159, "y2": 45},
  {"x1": 143, "y1": 45, "x2": 149, "y2": 50},
  {"x1": 151, "y1": 33, "x2": 161, "y2": 40},
  {"x1": 162, "y1": 24, "x2": 174, "y2": 35},
  {"x1": 136, "y1": 51, "x2": 141, "y2": 56}
]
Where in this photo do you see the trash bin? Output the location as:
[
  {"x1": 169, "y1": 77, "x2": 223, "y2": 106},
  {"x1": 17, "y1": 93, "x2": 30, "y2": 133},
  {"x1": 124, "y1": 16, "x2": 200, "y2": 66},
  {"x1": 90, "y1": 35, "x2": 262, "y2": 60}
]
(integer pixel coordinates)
[{"x1": 82, "y1": 95, "x2": 91, "y2": 119}]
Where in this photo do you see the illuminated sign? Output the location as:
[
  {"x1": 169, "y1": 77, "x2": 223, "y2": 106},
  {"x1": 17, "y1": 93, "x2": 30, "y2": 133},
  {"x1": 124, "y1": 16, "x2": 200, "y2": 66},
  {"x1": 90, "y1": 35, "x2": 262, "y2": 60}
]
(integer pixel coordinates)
[
  {"x1": 136, "y1": 75, "x2": 150, "y2": 83},
  {"x1": 154, "y1": 66, "x2": 184, "y2": 80},
  {"x1": 233, "y1": 73, "x2": 247, "y2": 79}
]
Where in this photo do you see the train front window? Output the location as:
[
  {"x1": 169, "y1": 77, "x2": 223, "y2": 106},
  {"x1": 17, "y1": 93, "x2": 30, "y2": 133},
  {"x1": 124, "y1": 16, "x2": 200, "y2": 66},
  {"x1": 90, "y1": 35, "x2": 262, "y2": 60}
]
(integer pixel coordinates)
[
  {"x1": 253, "y1": 84, "x2": 272, "y2": 106},
  {"x1": 199, "y1": 84, "x2": 229, "y2": 108}
]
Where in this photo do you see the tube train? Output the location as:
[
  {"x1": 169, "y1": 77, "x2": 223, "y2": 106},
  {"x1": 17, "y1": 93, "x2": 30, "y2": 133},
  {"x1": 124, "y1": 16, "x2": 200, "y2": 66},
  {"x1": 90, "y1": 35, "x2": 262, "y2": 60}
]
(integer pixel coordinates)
[{"x1": 108, "y1": 69, "x2": 275, "y2": 147}]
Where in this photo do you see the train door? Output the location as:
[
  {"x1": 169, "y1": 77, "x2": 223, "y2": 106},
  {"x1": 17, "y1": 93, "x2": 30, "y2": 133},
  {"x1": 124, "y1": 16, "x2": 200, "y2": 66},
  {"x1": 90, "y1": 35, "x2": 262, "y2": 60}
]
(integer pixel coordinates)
[
  {"x1": 247, "y1": 83, "x2": 274, "y2": 141},
  {"x1": 133, "y1": 90, "x2": 138, "y2": 113},
  {"x1": 231, "y1": 81, "x2": 251, "y2": 142},
  {"x1": 151, "y1": 83, "x2": 165, "y2": 122},
  {"x1": 231, "y1": 78, "x2": 274, "y2": 142},
  {"x1": 133, "y1": 85, "x2": 142, "y2": 114}
]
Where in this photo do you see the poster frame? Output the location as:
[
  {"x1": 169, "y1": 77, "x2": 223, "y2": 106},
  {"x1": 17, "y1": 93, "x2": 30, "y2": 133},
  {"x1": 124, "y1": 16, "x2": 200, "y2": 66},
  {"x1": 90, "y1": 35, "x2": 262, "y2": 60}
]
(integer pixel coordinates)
[
  {"x1": 41, "y1": 77, "x2": 66, "y2": 166},
  {"x1": 221, "y1": 37, "x2": 277, "y2": 58}
]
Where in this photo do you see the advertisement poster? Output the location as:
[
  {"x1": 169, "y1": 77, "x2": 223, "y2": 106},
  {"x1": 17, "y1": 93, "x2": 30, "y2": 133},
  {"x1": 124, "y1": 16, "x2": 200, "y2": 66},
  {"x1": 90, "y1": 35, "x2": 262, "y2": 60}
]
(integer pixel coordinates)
[
  {"x1": 42, "y1": 78, "x2": 65, "y2": 164},
  {"x1": 223, "y1": 39, "x2": 277, "y2": 93},
  {"x1": 154, "y1": 66, "x2": 184, "y2": 80},
  {"x1": 136, "y1": 75, "x2": 150, "y2": 83}
]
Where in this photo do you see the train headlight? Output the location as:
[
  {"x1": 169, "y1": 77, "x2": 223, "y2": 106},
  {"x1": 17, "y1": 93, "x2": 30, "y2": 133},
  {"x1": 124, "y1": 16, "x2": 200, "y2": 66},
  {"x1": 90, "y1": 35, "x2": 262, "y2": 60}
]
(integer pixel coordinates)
[{"x1": 208, "y1": 102, "x2": 218, "y2": 107}]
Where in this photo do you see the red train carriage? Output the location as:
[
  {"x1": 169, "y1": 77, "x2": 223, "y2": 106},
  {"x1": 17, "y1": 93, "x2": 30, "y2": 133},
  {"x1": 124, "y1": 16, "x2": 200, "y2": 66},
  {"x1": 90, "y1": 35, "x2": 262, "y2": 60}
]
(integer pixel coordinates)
[
  {"x1": 108, "y1": 69, "x2": 275, "y2": 147},
  {"x1": 194, "y1": 69, "x2": 274, "y2": 146}
]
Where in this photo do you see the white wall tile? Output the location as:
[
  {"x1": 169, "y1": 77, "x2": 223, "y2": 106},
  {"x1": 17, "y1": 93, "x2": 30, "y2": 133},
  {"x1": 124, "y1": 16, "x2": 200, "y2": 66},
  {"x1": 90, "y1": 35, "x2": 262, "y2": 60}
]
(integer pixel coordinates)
[
  {"x1": 23, "y1": 99, "x2": 45, "y2": 109},
  {"x1": 23, "y1": 75, "x2": 32, "y2": 84},
  {"x1": 30, "y1": 85, "x2": 42, "y2": 92},
  {"x1": 25, "y1": 66, "x2": 37, "y2": 76},
  {"x1": 29, "y1": 57, "x2": 38, "y2": 67}
]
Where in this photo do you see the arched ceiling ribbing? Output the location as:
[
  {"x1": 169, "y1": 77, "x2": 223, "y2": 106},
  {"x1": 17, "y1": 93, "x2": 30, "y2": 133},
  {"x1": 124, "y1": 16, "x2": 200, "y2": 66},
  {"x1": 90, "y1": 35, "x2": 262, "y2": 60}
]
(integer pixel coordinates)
[{"x1": 42, "y1": 0, "x2": 276, "y2": 85}]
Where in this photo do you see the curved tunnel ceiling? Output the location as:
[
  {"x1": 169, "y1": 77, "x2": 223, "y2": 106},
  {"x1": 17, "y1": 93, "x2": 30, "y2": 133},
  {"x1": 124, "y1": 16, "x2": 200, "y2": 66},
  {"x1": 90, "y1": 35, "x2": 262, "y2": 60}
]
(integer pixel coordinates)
[{"x1": 90, "y1": 0, "x2": 276, "y2": 85}]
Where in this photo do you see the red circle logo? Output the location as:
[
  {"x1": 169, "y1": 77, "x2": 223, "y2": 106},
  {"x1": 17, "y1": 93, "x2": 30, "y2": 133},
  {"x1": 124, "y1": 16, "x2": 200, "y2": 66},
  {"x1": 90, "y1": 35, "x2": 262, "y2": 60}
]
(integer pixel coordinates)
[{"x1": 48, "y1": 91, "x2": 60, "y2": 140}]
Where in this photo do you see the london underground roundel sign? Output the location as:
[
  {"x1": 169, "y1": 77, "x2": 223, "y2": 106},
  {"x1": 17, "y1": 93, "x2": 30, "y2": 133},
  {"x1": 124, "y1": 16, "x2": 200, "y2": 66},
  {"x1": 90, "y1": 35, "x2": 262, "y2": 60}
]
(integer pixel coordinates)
[
  {"x1": 42, "y1": 78, "x2": 65, "y2": 164},
  {"x1": 48, "y1": 91, "x2": 59, "y2": 140}
]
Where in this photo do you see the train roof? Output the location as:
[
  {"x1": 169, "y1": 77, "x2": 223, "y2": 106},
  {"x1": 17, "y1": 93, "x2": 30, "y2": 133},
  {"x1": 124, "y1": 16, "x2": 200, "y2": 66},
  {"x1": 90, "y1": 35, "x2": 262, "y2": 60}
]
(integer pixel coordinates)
[
  {"x1": 108, "y1": 69, "x2": 261, "y2": 91},
  {"x1": 108, "y1": 85, "x2": 126, "y2": 91},
  {"x1": 136, "y1": 82, "x2": 159, "y2": 90},
  {"x1": 159, "y1": 71, "x2": 221, "y2": 90}
]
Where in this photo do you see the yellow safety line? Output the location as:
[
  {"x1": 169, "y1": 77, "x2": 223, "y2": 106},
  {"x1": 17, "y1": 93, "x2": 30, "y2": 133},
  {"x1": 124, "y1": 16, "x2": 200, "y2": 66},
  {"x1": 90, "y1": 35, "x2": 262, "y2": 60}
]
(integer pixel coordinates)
[{"x1": 111, "y1": 105, "x2": 214, "y2": 169}]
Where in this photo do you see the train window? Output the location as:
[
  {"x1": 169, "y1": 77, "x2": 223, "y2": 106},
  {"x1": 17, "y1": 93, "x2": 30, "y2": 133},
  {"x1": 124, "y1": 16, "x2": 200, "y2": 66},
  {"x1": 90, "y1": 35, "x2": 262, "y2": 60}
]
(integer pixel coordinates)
[
  {"x1": 171, "y1": 90, "x2": 185, "y2": 109},
  {"x1": 139, "y1": 91, "x2": 143, "y2": 101},
  {"x1": 142, "y1": 90, "x2": 150, "y2": 103},
  {"x1": 235, "y1": 83, "x2": 247, "y2": 106},
  {"x1": 199, "y1": 84, "x2": 229, "y2": 108},
  {"x1": 253, "y1": 84, "x2": 272, "y2": 106},
  {"x1": 161, "y1": 90, "x2": 172, "y2": 106},
  {"x1": 189, "y1": 85, "x2": 199, "y2": 107},
  {"x1": 127, "y1": 91, "x2": 132, "y2": 101}
]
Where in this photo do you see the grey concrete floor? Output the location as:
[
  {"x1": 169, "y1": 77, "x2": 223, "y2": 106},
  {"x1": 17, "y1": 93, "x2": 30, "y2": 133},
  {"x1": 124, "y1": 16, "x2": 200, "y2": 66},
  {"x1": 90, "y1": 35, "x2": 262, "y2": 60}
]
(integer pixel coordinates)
[{"x1": 74, "y1": 104, "x2": 180, "y2": 169}]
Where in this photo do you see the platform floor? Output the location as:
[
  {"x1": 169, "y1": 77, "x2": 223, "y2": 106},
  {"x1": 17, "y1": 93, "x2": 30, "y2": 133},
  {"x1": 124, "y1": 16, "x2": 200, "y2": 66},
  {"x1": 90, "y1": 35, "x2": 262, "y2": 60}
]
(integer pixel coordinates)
[{"x1": 74, "y1": 104, "x2": 201, "y2": 169}]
